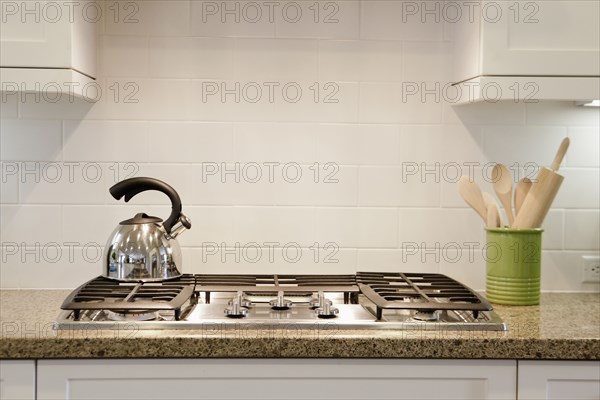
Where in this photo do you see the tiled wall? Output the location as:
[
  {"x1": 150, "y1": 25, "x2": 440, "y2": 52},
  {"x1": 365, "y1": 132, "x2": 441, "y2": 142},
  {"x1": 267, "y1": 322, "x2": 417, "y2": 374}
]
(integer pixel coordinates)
[{"x1": 1, "y1": 1, "x2": 599, "y2": 290}]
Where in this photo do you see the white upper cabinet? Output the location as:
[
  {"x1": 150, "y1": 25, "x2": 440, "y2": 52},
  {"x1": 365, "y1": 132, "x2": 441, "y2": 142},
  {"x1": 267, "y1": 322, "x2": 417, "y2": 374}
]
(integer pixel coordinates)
[
  {"x1": 0, "y1": 0, "x2": 97, "y2": 99},
  {"x1": 451, "y1": 0, "x2": 600, "y2": 103}
]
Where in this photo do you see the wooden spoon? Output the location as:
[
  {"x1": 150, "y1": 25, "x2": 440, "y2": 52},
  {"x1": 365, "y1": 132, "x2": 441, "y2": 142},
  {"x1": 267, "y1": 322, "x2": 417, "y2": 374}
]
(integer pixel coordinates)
[
  {"x1": 483, "y1": 192, "x2": 504, "y2": 227},
  {"x1": 492, "y1": 163, "x2": 515, "y2": 226},
  {"x1": 486, "y1": 201, "x2": 501, "y2": 228},
  {"x1": 458, "y1": 176, "x2": 487, "y2": 223},
  {"x1": 514, "y1": 177, "x2": 533, "y2": 217}
]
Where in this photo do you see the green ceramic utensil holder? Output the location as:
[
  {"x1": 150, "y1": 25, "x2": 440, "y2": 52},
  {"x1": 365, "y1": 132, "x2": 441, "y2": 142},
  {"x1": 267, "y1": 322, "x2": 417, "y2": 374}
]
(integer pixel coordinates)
[{"x1": 485, "y1": 227, "x2": 543, "y2": 306}]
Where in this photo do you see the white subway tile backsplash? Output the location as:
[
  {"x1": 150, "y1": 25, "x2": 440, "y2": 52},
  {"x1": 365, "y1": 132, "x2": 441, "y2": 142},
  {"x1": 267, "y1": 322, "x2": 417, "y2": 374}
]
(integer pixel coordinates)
[
  {"x1": 279, "y1": 165, "x2": 357, "y2": 206},
  {"x1": 553, "y1": 169, "x2": 600, "y2": 209},
  {"x1": 103, "y1": 0, "x2": 152, "y2": 36},
  {"x1": 439, "y1": 250, "x2": 486, "y2": 292},
  {"x1": 403, "y1": 41, "x2": 451, "y2": 82},
  {"x1": 359, "y1": 82, "x2": 442, "y2": 124},
  {"x1": 541, "y1": 251, "x2": 600, "y2": 292},
  {"x1": 63, "y1": 120, "x2": 148, "y2": 162},
  {"x1": 567, "y1": 127, "x2": 600, "y2": 168},
  {"x1": 62, "y1": 205, "x2": 137, "y2": 244},
  {"x1": 105, "y1": 1, "x2": 191, "y2": 37},
  {"x1": 482, "y1": 126, "x2": 567, "y2": 166},
  {"x1": 232, "y1": 207, "x2": 316, "y2": 246},
  {"x1": 188, "y1": 79, "x2": 276, "y2": 122},
  {"x1": 183, "y1": 247, "x2": 357, "y2": 275},
  {"x1": 358, "y1": 166, "x2": 440, "y2": 207},
  {"x1": 360, "y1": 1, "x2": 444, "y2": 41},
  {"x1": 130, "y1": 164, "x2": 196, "y2": 205},
  {"x1": 400, "y1": 124, "x2": 483, "y2": 165},
  {"x1": 0, "y1": 95, "x2": 18, "y2": 118},
  {"x1": 2, "y1": 1, "x2": 598, "y2": 291},
  {"x1": 191, "y1": 0, "x2": 276, "y2": 37},
  {"x1": 0, "y1": 205, "x2": 62, "y2": 243},
  {"x1": 147, "y1": 122, "x2": 234, "y2": 163},
  {"x1": 0, "y1": 120, "x2": 62, "y2": 161},
  {"x1": 316, "y1": 124, "x2": 401, "y2": 165},
  {"x1": 565, "y1": 210, "x2": 600, "y2": 250},
  {"x1": 275, "y1": 1, "x2": 360, "y2": 39},
  {"x1": 541, "y1": 210, "x2": 564, "y2": 250},
  {"x1": 0, "y1": 244, "x2": 100, "y2": 288},
  {"x1": 272, "y1": 81, "x2": 360, "y2": 123},
  {"x1": 177, "y1": 206, "x2": 234, "y2": 247},
  {"x1": 315, "y1": 207, "x2": 398, "y2": 248},
  {"x1": 318, "y1": 40, "x2": 403, "y2": 82},
  {"x1": 149, "y1": 37, "x2": 234, "y2": 79},
  {"x1": 234, "y1": 39, "x2": 318, "y2": 81},
  {"x1": 397, "y1": 208, "x2": 485, "y2": 249},
  {"x1": 18, "y1": 163, "x2": 118, "y2": 204},
  {"x1": 357, "y1": 249, "x2": 439, "y2": 272},
  {"x1": 0, "y1": 165, "x2": 18, "y2": 203},
  {"x1": 233, "y1": 123, "x2": 316, "y2": 162},
  {"x1": 100, "y1": 35, "x2": 150, "y2": 78}
]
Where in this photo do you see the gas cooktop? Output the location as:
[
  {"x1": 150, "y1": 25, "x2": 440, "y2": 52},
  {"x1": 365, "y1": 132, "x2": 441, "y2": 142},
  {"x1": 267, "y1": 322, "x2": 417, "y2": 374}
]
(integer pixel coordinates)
[{"x1": 54, "y1": 272, "x2": 506, "y2": 331}]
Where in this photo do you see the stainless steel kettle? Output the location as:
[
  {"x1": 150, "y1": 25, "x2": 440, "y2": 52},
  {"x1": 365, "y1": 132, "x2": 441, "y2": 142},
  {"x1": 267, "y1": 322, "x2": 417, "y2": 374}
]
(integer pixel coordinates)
[{"x1": 103, "y1": 177, "x2": 191, "y2": 282}]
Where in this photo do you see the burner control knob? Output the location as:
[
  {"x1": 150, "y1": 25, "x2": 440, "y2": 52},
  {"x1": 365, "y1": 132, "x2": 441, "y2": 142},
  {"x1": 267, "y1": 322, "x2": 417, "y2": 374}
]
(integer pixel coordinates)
[
  {"x1": 224, "y1": 291, "x2": 249, "y2": 318},
  {"x1": 270, "y1": 291, "x2": 293, "y2": 310},
  {"x1": 316, "y1": 300, "x2": 339, "y2": 319},
  {"x1": 310, "y1": 291, "x2": 332, "y2": 309},
  {"x1": 228, "y1": 291, "x2": 251, "y2": 308}
]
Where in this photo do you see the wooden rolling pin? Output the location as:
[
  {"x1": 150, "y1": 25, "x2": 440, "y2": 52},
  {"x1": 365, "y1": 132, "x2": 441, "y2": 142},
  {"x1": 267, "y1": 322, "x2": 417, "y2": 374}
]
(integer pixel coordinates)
[{"x1": 512, "y1": 138, "x2": 570, "y2": 229}]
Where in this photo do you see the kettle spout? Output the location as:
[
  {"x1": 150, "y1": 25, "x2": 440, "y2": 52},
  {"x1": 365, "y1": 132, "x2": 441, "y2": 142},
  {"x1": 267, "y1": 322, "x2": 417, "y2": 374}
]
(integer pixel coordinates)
[{"x1": 169, "y1": 214, "x2": 191, "y2": 239}]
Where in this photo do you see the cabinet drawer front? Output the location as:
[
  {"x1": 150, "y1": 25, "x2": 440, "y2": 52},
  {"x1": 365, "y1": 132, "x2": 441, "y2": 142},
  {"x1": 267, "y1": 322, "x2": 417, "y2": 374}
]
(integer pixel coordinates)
[
  {"x1": 518, "y1": 360, "x2": 600, "y2": 400},
  {"x1": 38, "y1": 359, "x2": 516, "y2": 400},
  {"x1": 0, "y1": 360, "x2": 35, "y2": 400}
]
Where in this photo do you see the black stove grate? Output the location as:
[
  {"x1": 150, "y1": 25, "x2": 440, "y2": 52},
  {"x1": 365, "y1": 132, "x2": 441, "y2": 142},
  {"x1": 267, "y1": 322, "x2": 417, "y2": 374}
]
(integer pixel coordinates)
[
  {"x1": 195, "y1": 274, "x2": 360, "y2": 304},
  {"x1": 61, "y1": 275, "x2": 196, "y2": 320},
  {"x1": 356, "y1": 272, "x2": 492, "y2": 320}
]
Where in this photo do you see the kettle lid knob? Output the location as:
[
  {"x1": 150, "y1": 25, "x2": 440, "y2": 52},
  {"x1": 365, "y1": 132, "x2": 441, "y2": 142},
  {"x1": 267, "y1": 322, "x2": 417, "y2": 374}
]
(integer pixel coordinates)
[{"x1": 119, "y1": 213, "x2": 162, "y2": 225}]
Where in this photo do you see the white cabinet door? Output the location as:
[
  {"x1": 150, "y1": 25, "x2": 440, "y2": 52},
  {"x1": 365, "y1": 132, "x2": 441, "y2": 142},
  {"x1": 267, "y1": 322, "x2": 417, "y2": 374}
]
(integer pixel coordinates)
[
  {"x1": 0, "y1": 0, "x2": 70, "y2": 68},
  {"x1": 518, "y1": 361, "x2": 600, "y2": 400},
  {"x1": 0, "y1": 360, "x2": 36, "y2": 400},
  {"x1": 481, "y1": 0, "x2": 599, "y2": 77},
  {"x1": 38, "y1": 359, "x2": 516, "y2": 400},
  {"x1": 0, "y1": 0, "x2": 97, "y2": 93}
]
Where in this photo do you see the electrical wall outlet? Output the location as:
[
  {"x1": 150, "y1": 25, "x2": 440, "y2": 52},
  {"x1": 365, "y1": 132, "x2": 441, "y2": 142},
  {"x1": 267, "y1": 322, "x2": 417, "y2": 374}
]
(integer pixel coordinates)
[{"x1": 582, "y1": 255, "x2": 600, "y2": 283}]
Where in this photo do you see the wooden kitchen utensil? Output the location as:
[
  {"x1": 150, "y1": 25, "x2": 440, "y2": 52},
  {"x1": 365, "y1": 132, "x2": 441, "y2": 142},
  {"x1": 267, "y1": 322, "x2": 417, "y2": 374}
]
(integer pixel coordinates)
[
  {"x1": 486, "y1": 201, "x2": 502, "y2": 228},
  {"x1": 492, "y1": 163, "x2": 515, "y2": 226},
  {"x1": 514, "y1": 177, "x2": 533, "y2": 217},
  {"x1": 483, "y1": 192, "x2": 504, "y2": 227},
  {"x1": 458, "y1": 176, "x2": 487, "y2": 223},
  {"x1": 512, "y1": 138, "x2": 570, "y2": 229}
]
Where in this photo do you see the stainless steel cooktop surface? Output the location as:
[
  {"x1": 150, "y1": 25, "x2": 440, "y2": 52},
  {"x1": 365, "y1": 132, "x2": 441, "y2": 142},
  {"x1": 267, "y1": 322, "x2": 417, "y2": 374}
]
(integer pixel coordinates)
[{"x1": 54, "y1": 272, "x2": 507, "y2": 331}]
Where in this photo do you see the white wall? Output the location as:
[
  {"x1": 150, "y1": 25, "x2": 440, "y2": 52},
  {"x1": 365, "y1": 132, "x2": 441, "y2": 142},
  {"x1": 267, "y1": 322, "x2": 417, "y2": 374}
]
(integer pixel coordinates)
[{"x1": 1, "y1": 0, "x2": 599, "y2": 290}]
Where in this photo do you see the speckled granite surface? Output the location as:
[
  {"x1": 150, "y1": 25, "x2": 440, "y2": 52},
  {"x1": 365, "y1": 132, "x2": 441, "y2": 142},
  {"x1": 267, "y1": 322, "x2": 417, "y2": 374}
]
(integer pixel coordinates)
[{"x1": 1, "y1": 290, "x2": 598, "y2": 360}]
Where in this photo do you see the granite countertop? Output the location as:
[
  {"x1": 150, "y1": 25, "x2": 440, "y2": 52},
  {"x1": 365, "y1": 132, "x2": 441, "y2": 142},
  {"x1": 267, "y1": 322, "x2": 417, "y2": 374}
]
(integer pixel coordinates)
[{"x1": 1, "y1": 290, "x2": 598, "y2": 360}]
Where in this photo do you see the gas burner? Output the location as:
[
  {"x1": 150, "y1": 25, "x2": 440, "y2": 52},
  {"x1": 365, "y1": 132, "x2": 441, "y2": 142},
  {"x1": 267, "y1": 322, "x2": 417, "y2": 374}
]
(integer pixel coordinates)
[
  {"x1": 309, "y1": 291, "x2": 332, "y2": 309},
  {"x1": 228, "y1": 291, "x2": 251, "y2": 308},
  {"x1": 269, "y1": 291, "x2": 293, "y2": 310},
  {"x1": 224, "y1": 291, "x2": 250, "y2": 318},
  {"x1": 413, "y1": 310, "x2": 440, "y2": 322},
  {"x1": 315, "y1": 302, "x2": 339, "y2": 319},
  {"x1": 107, "y1": 310, "x2": 158, "y2": 321}
]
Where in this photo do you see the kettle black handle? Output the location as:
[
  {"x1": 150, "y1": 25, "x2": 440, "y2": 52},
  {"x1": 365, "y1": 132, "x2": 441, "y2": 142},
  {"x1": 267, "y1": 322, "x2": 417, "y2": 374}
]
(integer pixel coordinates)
[{"x1": 109, "y1": 177, "x2": 183, "y2": 234}]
